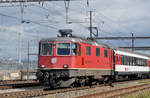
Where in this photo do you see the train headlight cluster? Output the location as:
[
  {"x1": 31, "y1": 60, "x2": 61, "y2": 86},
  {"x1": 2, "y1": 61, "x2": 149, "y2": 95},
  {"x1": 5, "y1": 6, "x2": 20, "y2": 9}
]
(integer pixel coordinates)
[
  {"x1": 63, "y1": 64, "x2": 69, "y2": 68},
  {"x1": 40, "y1": 65, "x2": 45, "y2": 68},
  {"x1": 51, "y1": 58, "x2": 57, "y2": 64}
]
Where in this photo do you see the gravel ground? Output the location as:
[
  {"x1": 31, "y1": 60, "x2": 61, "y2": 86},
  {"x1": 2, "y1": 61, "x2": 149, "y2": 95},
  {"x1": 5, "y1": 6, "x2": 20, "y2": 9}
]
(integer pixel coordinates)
[
  {"x1": 1, "y1": 79, "x2": 149, "y2": 98},
  {"x1": 36, "y1": 80, "x2": 148, "y2": 98}
]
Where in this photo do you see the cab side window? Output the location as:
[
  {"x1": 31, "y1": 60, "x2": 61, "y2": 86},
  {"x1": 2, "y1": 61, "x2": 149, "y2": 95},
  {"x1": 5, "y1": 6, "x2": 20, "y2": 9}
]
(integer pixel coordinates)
[
  {"x1": 72, "y1": 43, "x2": 77, "y2": 56},
  {"x1": 78, "y1": 44, "x2": 81, "y2": 56},
  {"x1": 104, "y1": 50, "x2": 108, "y2": 58},
  {"x1": 96, "y1": 48, "x2": 100, "y2": 56},
  {"x1": 86, "y1": 46, "x2": 91, "y2": 56}
]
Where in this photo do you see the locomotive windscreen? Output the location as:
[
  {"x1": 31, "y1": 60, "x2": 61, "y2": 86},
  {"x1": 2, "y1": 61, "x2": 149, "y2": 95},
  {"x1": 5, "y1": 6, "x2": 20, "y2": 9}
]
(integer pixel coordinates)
[
  {"x1": 57, "y1": 43, "x2": 70, "y2": 55},
  {"x1": 40, "y1": 43, "x2": 53, "y2": 56}
]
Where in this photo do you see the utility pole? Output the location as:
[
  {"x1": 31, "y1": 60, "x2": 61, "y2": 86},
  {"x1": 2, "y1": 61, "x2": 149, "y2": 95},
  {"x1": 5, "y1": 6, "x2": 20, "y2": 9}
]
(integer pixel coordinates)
[
  {"x1": 64, "y1": 0, "x2": 70, "y2": 23},
  {"x1": 18, "y1": 32, "x2": 22, "y2": 64},
  {"x1": 132, "y1": 33, "x2": 134, "y2": 51},
  {"x1": 89, "y1": 10, "x2": 92, "y2": 38},
  {"x1": 89, "y1": 11, "x2": 98, "y2": 39},
  {"x1": 27, "y1": 41, "x2": 30, "y2": 80}
]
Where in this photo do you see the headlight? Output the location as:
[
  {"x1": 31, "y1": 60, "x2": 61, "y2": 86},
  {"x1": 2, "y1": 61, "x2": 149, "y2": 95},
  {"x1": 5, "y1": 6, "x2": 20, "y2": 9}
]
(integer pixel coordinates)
[
  {"x1": 51, "y1": 58, "x2": 56, "y2": 64},
  {"x1": 63, "y1": 64, "x2": 69, "y2": 68},
  {"x1": 40, "y1": 65, "x2": 45, "y2": 68}
]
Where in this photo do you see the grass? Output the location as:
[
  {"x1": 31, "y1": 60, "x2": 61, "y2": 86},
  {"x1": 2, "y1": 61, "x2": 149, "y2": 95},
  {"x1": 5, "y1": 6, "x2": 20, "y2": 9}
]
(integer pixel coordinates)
[
  {"x1": 122, "y1": 80, "x2": 150, "y2": 98},
  {"x1": 138, "y1": 80, "x2": 150, "y2": 84},
  {"x1": 125, "y1": 90, "x2": 150, "y2": 98}
]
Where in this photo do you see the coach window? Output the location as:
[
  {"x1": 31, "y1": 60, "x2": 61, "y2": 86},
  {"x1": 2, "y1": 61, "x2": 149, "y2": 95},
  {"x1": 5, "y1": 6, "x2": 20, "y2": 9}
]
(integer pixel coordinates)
[
  {"x1": 104, "y1": 50, "x2": 108, "y2": 58},
  {"x1": 136, "y1": 58, "x2": 140, "y2": 66},
  {"x1": 127, "y1": 56, "x2": 130, "y2": 65},
  {"x1": 139, "y1": 59, "x2": 142, "y2": 66},
  {"x1": 141, "y1": 59, "x2": 143, "y2": 66},
  {"x1": 127, "y1": 56, "x2": 129, "y2": 65},
  {"x1": 144, "y1": 59, "x2": 147, "y2": 66},
  {"x1": 140, "y1": 59, "x2": 142, "y2": 66},
  {"x1": 72, "y1": 43, "x2": 77, "y2": 56},
  {"x1": 131, "y1": 57, "x2": 133, "y2": 65},
  {"x1": 134, "y1": 57, "x2": 137, "y2": 66},
  {"x1": 121, "y1": 56, "x2": 124, "y2": 65},
  {"x1": 125, "y1": 56, "x2": 128, "y2": 65},
  {"x1": 128, "y1": 56, "x2": 131, "y2": 65},
  {"x1": 124, "y1": 56, "x2": 127, "y2": 65},
  {"x1": 141, "y1": 59, "x2": 145, "y2": 66},
  {"x1": 145, "y1": 60, "x2": 147, "y2": 66},
  {"x1": 126, "y1": 56, "x2": 128, "y2": 65},
  {"x1": 128, "y1": 57, "x2": 131, "y2": 65},
  {"x1": 141, "y1": 59, "x2": 144, "y2": 66},
  {"x1": 129, "y1": 57, "x2": 131, "y2": 65},
  {"x1": 57, "y1": 43, "x2": 70, "y2": 55},
  {"x1": 86, "y1": 46, "x2": 91, "y2": 56},
  {"x1": 143, "y1": 59, "x2": 146, "y2": 66},
  {"x1": 96, "y1": 48, "x2": 100, "y2": 56},
  {"x1": 134, "y1": 58, "x2": 137, "y2": 65}
]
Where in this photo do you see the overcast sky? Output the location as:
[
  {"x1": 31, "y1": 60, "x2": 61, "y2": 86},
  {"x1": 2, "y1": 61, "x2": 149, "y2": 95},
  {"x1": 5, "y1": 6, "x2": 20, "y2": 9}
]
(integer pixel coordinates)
[{"x1": 0, "y1": 0, "x2": 150, "y2": 60}]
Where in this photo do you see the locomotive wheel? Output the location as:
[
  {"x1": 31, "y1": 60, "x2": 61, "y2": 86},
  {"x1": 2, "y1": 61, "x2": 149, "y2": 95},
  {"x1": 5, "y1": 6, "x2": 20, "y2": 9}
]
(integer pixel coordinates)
[
  {"x1": 71, "y1": 83, "x2": 76, "y2": 88},
  {"x1": 103, "y1": 77, "x2": 109, "y2": 86},
  {"x1": 49, "y1": 79, "x2": 58, "y2": 89},
  {"x1": 49, "y1": 80, "x2": 55, "y2": 89},
  {"x1": 80, "y1": 82, "x2": 85, "y2": 87},
  {"x1": 108, "y1": 80, "x2": 114, "y2": 87},
  {"x1": 79, "y1": 79, "x2": 86, "y2": 87}
]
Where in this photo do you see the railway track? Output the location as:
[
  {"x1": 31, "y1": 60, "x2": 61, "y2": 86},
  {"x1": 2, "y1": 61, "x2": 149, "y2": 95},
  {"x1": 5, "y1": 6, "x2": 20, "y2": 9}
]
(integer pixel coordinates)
[
  {"x1": 0, "y1": 80, "x2": 37, "y2": 85},
  {"x1": 78, "y1": 82, "x2": 150, "y2": 98},
  {"x1": 0, "y1": 86, "x2": 12, "y2": 90},
  {"x1": 0, "y1": 79, "x2": 150, "y2": 98},
  {"x1": 0, "y1": 80, "x2": 39, "y2": 90},
  {"x1": 0, "y1": 86, "x2": 91, "y2": 98}
]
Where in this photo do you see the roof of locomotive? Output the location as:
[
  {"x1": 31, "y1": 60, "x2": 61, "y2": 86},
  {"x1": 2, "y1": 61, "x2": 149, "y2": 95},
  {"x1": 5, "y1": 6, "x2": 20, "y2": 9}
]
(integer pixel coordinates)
[
  {"x1": 40, "y1": 37, "x2": 150, "y2": 58},
  {"x1": 40, "y1": 37, "x2": 110, "y2": 49}
]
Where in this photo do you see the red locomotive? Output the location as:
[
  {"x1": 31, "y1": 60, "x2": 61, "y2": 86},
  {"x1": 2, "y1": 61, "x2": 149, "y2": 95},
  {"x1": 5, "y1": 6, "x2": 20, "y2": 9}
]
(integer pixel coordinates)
[{"x1": 36, "y1": 29, "x2": 150, "y2": 88}]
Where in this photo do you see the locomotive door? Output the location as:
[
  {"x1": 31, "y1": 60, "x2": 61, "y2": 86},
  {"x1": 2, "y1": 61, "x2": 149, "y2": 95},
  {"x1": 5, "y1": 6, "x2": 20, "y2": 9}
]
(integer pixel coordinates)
[{"x1": 76, "y1": 44, "x2": 84, "y2": 68}]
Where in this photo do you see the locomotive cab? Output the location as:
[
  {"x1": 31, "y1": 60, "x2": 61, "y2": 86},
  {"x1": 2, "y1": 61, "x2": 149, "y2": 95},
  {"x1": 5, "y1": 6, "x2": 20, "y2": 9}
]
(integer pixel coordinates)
[
  {"x1": 38, "y1": 41, "x2": 80, "y2": 69},
  {"x1": 37, "y1": 30, "x2": 84, "y2": 87}
]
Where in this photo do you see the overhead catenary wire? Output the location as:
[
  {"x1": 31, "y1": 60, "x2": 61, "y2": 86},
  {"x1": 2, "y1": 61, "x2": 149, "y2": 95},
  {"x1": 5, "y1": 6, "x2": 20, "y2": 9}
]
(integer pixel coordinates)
[
  {"x1": 0, "y1": 1, "x2": 135, "y2": 36},
  {"x1": 0, "y1": 12, "x2": 58, "y2": 29},
  {"x1": 51, "y1": 1, "x2": 138, "y2": 48},
  {"x1": 97, "y1": 13, "x2": 130, "y2": 45},
  {"x1": 96, "y1": 11, "x2": 131, "y2": 35},
  {"x1": 94, "y1": 11, "x2": 135, "y2": 46},
  {"x1": 32, "y1": 2, "x2": 90, "y2": 30},
  {"x1": 0, "y1": 0, "x2": 89, "y2": 31},
  {"x1": 0, "y1": 4, "x2": 34, "y2": 7},
  {"x1": 0, "y1": 1, "x2": 89, "y2": 39}
]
